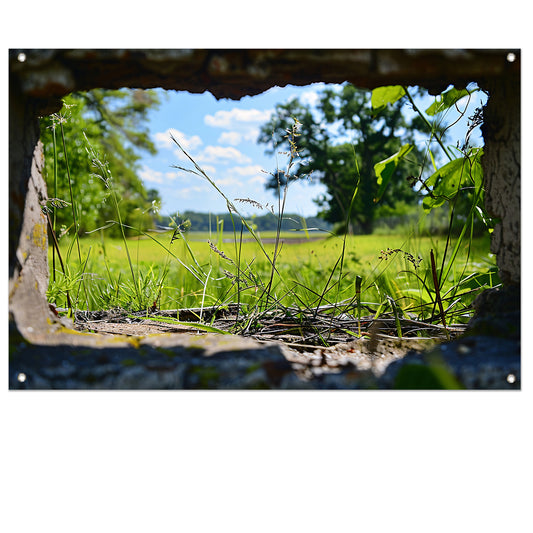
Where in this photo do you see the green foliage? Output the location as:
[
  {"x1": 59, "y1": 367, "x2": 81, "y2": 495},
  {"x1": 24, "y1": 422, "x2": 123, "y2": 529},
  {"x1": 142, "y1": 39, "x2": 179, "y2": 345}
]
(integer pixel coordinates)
[
  {"x1": 393, "y1": 360, "x2": 465, "y2": 389},
  {"x1": 370, "y1": 85, "x2": 406, "y2": 113},
  {"x1": 371, "y1": 84, "x2": 493, "y2": 238},
  {"x1": 40, "y1": 89, "x2": 162, "y2": 238},
  {"x1": 374, "y1": 143, "x2": 414, "y2": 203},
  {"x1": 422, "y1": 148, "x2": 483, "y2": 211},
  {"x1": 45, "y1": 115, "x2": 497, "y2": 325},
  {"x1": 258, "y1": 84, "x2": 427, "y2": 234},
  {"x1": 425, "y1": 86, "x2": 479, "y2": 117}
]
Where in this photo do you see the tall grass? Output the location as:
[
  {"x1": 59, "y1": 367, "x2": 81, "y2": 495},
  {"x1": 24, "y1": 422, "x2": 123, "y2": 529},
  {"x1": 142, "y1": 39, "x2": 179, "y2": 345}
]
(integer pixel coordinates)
[{"x1": 46, "y1": 111, "x2": 498, "y2": 336}]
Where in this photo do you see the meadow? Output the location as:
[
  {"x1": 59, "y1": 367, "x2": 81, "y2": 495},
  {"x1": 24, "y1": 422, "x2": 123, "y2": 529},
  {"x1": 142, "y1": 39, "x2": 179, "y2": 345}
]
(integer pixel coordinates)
[
  {"x1": 44, "y1": 90, "x2": 499, "y2": 337},
  {"x1": 47, "y1": 227, "x2": 498, "y2": 329}
]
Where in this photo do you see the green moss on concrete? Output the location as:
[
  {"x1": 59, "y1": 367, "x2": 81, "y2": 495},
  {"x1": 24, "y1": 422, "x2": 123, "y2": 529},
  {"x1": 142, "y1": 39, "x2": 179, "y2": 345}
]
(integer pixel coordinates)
[{"x1": 190, "y1": 366, "x2": 220, "y2": 388}]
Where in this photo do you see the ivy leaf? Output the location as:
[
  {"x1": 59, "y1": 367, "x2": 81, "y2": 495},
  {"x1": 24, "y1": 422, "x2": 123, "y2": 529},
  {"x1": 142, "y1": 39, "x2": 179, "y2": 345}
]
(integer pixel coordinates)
[
  {"x1": 373, "y1": 144, "x2": 413, "y2": 202},
  {"x1": 425, "y1": 86, "x2": 479, "y2": 116},
  {"x1": 371, "y1": 86, "x2": 406, "y2": 113}
]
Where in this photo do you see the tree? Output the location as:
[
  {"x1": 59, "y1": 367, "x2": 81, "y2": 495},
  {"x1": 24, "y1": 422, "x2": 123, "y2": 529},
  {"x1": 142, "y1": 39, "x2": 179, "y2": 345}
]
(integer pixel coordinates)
[
  {"x1": 258, "y1": 84, "x2": 437, "y2": 234},
  {"x1": 40, "y1": 89, "x2": 162, "y2": 237}
]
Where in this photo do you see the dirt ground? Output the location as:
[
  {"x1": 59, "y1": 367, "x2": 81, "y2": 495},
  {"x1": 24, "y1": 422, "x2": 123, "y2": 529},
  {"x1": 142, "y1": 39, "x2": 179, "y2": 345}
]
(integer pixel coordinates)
[{"x1": 71, "y1": 306, "x2": 464, "y2": 377}]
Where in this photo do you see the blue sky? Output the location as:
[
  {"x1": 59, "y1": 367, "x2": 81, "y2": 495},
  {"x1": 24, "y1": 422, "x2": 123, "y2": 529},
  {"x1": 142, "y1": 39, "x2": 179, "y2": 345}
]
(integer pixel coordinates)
[{"x1": 138, "y1": 83, "x2": 485, "y2": 218}]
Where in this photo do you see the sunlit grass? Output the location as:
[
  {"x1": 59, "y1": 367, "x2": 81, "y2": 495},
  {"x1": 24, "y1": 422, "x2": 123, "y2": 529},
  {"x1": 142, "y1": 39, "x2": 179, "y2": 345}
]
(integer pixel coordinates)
[
  {"x1": 45, "y1": 111, "x2": 498, "y2": 332},
  {"x1": 48, "y1": 231, "x2": 496, "y2": 323}
]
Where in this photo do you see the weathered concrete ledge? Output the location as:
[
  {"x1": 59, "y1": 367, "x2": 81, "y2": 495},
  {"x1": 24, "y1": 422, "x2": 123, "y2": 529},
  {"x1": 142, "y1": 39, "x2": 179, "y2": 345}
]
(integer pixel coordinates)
[{"x1": 9, "y1": 310, "x2": 520, "y2": 390}]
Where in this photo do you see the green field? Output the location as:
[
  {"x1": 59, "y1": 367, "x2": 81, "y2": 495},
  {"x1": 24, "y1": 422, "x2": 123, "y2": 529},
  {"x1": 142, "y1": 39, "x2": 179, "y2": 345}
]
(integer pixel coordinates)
[{"x1": 47, "y1": 229, "x2": 498, "y2": 325}]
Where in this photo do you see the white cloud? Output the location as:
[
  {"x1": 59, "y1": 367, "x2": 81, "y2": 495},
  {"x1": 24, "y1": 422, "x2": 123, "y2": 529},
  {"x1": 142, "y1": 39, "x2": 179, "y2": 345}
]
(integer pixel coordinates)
[
  {"x1": 285, "y1": 83, "x2": 344, "y2": 108},
  {"x1": 165, "y1": 171, "x2": 178, "y2": 181},
  {"x1": 178, "y1": 185, "x2": 209, "y2": 198},
  {"x1": 228, "y1": 164, "x2": 264, "y2": 177},
  {"x1": 196, "y1": 146, "x2": 251, "y2": 164},
  {"x1": 205, "y1": 108, "x2": 273, "y2": 128},
  {"x1": 217, "y1": 131, "x2": 242, "y2": 146},
  {"x1": 199, "y1": 164, "x2": 217, "y2": 175},
  {"x1": 173, "y1": 149, "x2": 191, "y2": 162},
  {"x1": 214, "y1": 176, "x2": 243, "y2": 188},
  {"x1": 249, "y1": 174, "x2": 268, "y2": 186},
  {"x1": 224, "y1": 165, "x2": 268, "y2": 187},
  {"x1": 172, "y1": 163, "x2": 216, "y2": 182},
  {"x1": 242, "y1": 128, "x2": 260, "y2": 142},
  {"x1": 204, "y1": 108, "x2": 273, "y2": 146},
  {"x1": 154, "y1": 128, "x2": 203, "y2": 152},
  {"x1": 139, "y1": 165, "x2": 176, "y2": 185},
  {"x1": 300, "y1": 90, "x2": 321, "y2": 107}
]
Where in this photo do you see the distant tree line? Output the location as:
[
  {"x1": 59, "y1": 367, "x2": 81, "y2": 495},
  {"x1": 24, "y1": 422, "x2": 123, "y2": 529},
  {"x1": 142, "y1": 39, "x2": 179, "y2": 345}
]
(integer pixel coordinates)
[
  {"x1": 156, "y1": 211, "x2": 333, "y2": 233},
  {"x1": 157, "y1": 206, "x2": 482, "y2": 238}
]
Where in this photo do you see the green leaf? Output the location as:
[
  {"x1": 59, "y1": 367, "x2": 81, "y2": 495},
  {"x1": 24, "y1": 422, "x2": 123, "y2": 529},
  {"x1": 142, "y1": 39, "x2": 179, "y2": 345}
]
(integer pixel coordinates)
[
  {"x1": 425, "y1": 86, "x2": 479, "y2": 116},
  {"x1": 455, "y1": 267, "x2": 500, "y2": 291},
  {"x1": 393, "y1": 362, "x2": 465, "y2": 389},
  {"x1": 422, "y1": 148, "x2": 483, "y2": 212},
  {"x1": 422, "y1": 157, "x2": 468, "y2": 211},
  {"x1": 373, "y1": 144, "x2": 413, "y2": 202},
  {"x1": 371, "y1": 86, "x2": 406, "y2": 112}
]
